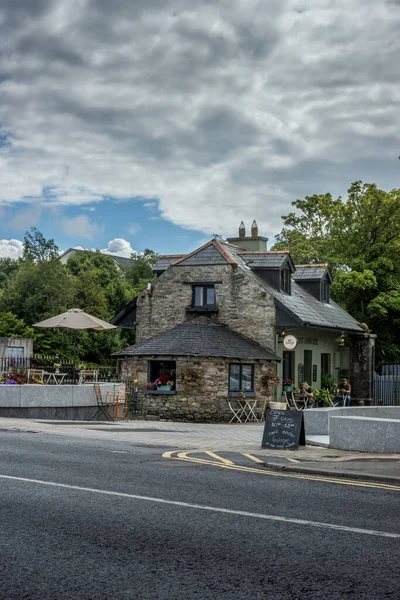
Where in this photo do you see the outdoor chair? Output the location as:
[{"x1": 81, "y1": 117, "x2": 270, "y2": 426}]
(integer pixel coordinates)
[
  {"x1": 329, "y1": 394, "x2": 346, "y2": 407},
  {"x1": 78, "y1": 369, "x2": 99, "y2": 385},
  {"x1": 105, "y1": 384, "x2": 127, "y2": 420},
  {"x1": 228, "y1": 398, "x2": 244, "y2": 423},
  {"x1": 92, "y1": 383, "x2": 115, "y2": 422},
  {"x1": 284, "y1": 391, "x2": 306, "y2": 410},
  {"x1": 27, "y1": 369, "x2": 44, "y2": 384}
]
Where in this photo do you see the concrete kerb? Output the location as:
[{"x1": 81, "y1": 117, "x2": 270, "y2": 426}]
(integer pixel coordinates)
[{"x1": 261, "y1": 460, "x2": 400, "y2": 486}]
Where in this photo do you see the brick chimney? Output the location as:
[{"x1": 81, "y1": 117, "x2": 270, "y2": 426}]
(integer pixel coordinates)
[
  {"x1": 227, "y1": 220, "x2": 268, "y2": 251},
  {"x1": 251, "y1": 220, "x2": 258, "y2": 239}
]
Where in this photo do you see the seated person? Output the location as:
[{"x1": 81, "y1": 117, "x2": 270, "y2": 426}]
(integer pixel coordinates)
[
  {"x1": 300, "y1": 382, "x2": 314, "y2": 401},
  {"x1": 337, "y1": 378, "x2": 351, "y2": 406}
]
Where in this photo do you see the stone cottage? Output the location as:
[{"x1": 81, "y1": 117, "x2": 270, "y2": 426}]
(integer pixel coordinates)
[{"x1": 113, "y1": 222, "x2": 375, "y2": 420}]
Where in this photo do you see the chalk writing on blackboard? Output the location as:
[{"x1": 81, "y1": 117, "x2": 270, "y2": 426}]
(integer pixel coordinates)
[{"x1": 261, "y1": 410, "x2": 306, "y2": 450}]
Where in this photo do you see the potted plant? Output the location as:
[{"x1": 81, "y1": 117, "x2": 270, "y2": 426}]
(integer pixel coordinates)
[
  {"x1": 261, "y1": 373, "x2": 286, "y2": 410},
  {"x1": 53, "y1": 363, "x2": 61, "y2": 374},
  {"x1": 283, "y1": 378, "x2": 293, "y2": 392},
  {"x1": 312, "y1": 388, "x2": 332, "y2": 407},
  {"x1": 320, "y1": 373, "x2": 336, "y2": 392}
]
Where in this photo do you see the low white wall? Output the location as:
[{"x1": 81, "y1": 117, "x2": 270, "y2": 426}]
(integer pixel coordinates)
[
  {"x1": 304, "y1": 406, "x2": 400, "y2": 435},
  {"x1": 0, "y1": 384, "x2": 118, "y2": 408},
  {"x1": 330, "y1": 415, "x2": 400, "y2": 453}
]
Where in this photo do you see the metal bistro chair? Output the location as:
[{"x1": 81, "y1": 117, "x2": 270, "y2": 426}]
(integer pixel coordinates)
[
  {"x1": 78, "y1": 369, "x2": 99, "y2": 385},
  {"x1": 228, "y1": 398, "x2": 245, "y2": 423},
  {"x1": 284, "y1": 391, "x2": 305, "y2": 411},
  {"x1": 92, "y1": 383, "x2": 115, "y2": 422},
  {"x1": 27, "y1": 369, "x2": 45, "y2": 384}
]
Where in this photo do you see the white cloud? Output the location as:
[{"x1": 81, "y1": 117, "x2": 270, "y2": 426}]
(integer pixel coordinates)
[
  {"x1": 128, "y1": 223, "x2": 141, "y2": 235},
  {"x1": 0, "y1": 1, "x2": 400, "y2": 240},
  {"x1": 0, "y1": 239, "x2": 24, "y2": 259},
  {"x1": 100, "y1": 238, "x2": 136, "y2": 258},
  {"x1": 61, "y1": 215, "x2": 102, "y2": 240}
]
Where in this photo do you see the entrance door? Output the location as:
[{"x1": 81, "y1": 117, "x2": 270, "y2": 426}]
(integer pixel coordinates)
[
  {"x1": 283, "y1": 351, "x2": 295, "y2": 383},
  {"x1": 304, "y1": 350, "x2": 312, "y2": 384}
]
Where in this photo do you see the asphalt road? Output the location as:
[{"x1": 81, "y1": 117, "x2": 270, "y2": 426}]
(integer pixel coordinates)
[{"x1": 0, "y1": 431, "x2": 399, "y2": 599}]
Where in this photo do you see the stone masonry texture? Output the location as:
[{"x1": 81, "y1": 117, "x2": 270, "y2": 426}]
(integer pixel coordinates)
[
  {"x1": 135, "y1": 264, "x2": 276, "y2": 349},
  {"x1": 120, "y1": 263, "x2": 278, "y2": 420},
  {"x1": 120, "y1": 356, "x2": 276, "y2": 422}
]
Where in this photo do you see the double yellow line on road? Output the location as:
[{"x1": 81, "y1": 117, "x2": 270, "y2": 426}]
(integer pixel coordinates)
[{"x1": 162, "y1": 450, "x2": 400, "y2": 492}]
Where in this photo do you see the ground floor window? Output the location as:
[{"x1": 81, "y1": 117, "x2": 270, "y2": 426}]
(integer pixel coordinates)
[
  {"x1": 148, "y1": 360, "x2": 176, "y2": 388},
  {"x1": 321, "y1": 353, "x2": 331, "y2": 376},
  {"x1": 229, "y1": 364, "x2": 254, "y2": 393}
]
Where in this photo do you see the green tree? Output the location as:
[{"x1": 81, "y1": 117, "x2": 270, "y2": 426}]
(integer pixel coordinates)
[
  {"x1": 0, "y1": 258, "x2": 76, "y2": 326},
  {"x1": 0, "y1": 258, "x2": 21, "y2": 288},
  {"x1": 124, "y1": 249, "x2": 159, "y2": 294},
  {"x1": 272, "y1": 182, "x2": 400, "y2": 363},
  {"x1": 66, "y1": 251, "x2": 133, "y2": 320},
  {"x1": 23, "y1": 227, "x2": 59, "y2": 261},
  {"x1": 0, "y1": 312, "x2": 34, "y2": 338}
]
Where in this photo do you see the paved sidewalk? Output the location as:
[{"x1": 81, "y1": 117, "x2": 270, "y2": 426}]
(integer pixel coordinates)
[{"x1": 1, "y1": 417, "x2": 399, "y2": 483}]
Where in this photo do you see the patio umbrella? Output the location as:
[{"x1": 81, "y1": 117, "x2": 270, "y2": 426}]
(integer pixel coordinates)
[{"x1": 33, "y1": 308, "x2": 117, "y2": 383}]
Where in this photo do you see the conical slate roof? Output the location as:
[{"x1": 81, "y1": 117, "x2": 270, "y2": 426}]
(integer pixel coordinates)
[{"x1": 113, "y1": 321, "x2": 280, "y2": 361}]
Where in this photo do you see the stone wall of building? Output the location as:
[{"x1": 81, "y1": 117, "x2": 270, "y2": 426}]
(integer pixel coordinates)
[
  {"x1": 119, "y1": 356, "x2": 277, "y2": 422},
  {"x1": 135, "y1": 264, "x2": 276, "y2": 350},
  {"x1": 349, "y1": 333, "x2": 376, "y2": 404}
]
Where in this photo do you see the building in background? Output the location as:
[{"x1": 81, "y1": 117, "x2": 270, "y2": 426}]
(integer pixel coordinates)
[{"x1": 113, "y1": 222, "x2": 375, "y2": 419}]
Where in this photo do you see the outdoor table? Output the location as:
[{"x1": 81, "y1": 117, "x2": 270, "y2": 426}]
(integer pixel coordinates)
[
  {"x1": 42, "y1": 372, "x2": 67, "y2": 385},
  {"x1": 228, "y1": 398, "x2": 266, "y2": 423}
]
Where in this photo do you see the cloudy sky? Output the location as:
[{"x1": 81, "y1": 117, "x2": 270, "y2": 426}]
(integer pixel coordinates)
[{"x1": 1, "y1": 0, "x2": 400, "y2": 259}]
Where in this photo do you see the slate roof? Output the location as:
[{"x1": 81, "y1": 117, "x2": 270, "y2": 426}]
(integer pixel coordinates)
[
  {"x1": 60, "y1": 248, "x2": 133, "y2": 269},
  {"x1": 111, "y1": 296, "x2": 137, "y2": 327},
  {"x1": 250, "y1": 272, "x2": 362, "y2": 332},
  {"x1": 112, "y1": 238, "x2": 363, "y2": 334},
  {"x1": 173, "y1": 241, "x2": 234, "y2": 266},
  {"x1": 293, "y1": 265, "x2": 330, "y2": 281},
  {"x1": 112, "y1": 255, "x2": 134, "y2": 269},
  {"x1": 113, "y1": 321, "x2": 280, "y2": 360},
  {"x1": 152, "y1": 255, "x2": 184, "y2": 272},
  {"x1": 239, "y1": 252, "x2": 290, "y2": 269}
]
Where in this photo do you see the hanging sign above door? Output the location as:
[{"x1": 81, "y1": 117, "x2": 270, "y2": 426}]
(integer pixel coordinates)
[{"x1": 283, "y1": 335, "x2": 298, "y2": 350}]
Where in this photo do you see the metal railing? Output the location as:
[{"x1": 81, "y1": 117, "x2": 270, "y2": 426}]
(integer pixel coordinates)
[
  {"x1": 373, "y1": 374, "x2": 400, "y2": 406},
  {"x1": 0, "y1": 357, "x2": 120, "y2": 384}
]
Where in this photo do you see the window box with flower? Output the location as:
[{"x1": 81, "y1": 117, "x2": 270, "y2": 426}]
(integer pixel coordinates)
[
  {"x1": 145, "y1": 374, "x2": 176, "y2": 394},
  {"x1": 283, "y1": 378, "x2": 294, "y2": 392}
]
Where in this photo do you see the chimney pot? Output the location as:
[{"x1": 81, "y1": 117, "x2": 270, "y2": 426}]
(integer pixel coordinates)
[
  {"x1": 251, "y1": 220, "x2": 258, "y2": 239},
  {"x1": 239, "y1": 221, "x2": 246, "y2": 238}
]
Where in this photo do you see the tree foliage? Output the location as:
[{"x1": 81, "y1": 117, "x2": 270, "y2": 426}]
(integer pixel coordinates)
[
  {"x1": 272, "y1": 181, "x2": 400, "y2": 363},
  {"x1": 124, "y1": 248, "x2": 159, "y2": 295},
  {"x1": 23, "y1": 227, "x2": 59, "y2": 261},
  {"x1": 0, "y1": 228, "x2": 152, "y2": 363}
]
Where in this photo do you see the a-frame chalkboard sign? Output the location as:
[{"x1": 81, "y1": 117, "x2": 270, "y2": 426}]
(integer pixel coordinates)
[{"x1": 261, "y1": 410, "x2": 306, "y2": 450}]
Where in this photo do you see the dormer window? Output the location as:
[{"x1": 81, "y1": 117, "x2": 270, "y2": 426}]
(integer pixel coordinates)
[
  {"x1": 193, "y1": 285, "x2": 216, "y2": 307},
  {"x1": 321, "y1": 278, "x2": 330, "y2": 303},
  {"x1": 280, "y1": 269, "x2": 291, "y2": 295}
]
